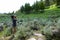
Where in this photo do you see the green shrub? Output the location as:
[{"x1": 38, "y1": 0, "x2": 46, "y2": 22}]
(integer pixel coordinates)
[
  {"x1": 13, "y1": 26, "x2": 33, "y2": 40},
  {"x1": 4, "y1": 27, "x2": 12, "y2": 37}
]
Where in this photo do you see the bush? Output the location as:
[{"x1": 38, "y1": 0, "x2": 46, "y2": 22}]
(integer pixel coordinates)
[
  {"x1": 4, "y1": 27, "x2": 12, "y2": 37},
  {"x1": 29, "y1": 19, "x2": 40, "y2": 31},
  {"x1": 13, "y1": 26, "x2": 33, "y2": 40}
]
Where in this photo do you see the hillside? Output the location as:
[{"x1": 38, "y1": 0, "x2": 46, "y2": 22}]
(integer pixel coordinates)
[{"x1": 0, "y1": 8, "x2": 60, "y2": 40}]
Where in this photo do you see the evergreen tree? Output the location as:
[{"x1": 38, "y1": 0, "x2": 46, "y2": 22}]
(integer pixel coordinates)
[
  {"x1": 50, "y1": 0, "x2": 56, "y2": 5},
  {"x1": 32, "y1": 1, "x2": 40, "y2": 12},
  {"x1": 20, "y1": 5, "x2": 25, "y2": 13},
  {"x1": 32, "y1": 0, "x2": 45, "y2": 12},
  {"x1": 24, "y1": 3, "x2": 32, "y2": 14},
  {"x1": 56, "y1": 0, "x2": 60, "y2": 6},
  {"x1": 45, "y1": 0, "x2": 50, "y2": 6},
  {"x1": 39, "y1": 0, "x2": 45, "y2": 12}
]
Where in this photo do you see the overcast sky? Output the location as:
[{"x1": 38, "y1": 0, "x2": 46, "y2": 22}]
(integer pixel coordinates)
[{"x1": 0, "y1": 0, "x2": 40, "y2": 13}]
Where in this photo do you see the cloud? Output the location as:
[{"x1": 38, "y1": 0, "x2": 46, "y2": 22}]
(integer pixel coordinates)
[{"x1": 0, "y1": 0, "x2": 40, "y2": 13}]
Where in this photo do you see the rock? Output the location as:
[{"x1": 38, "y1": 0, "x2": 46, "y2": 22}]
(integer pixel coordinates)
[
  {"x1": 34, "y1": 33, "x2": 44, "y2": 37},
  {"x1": 28, "y1": 38, "x2": 36, "y2": 40},
  {"x1": 34, "y1": 33, "x2": 46, "y2": 40},
  {"x1": 0, "y1": 37, "x2": 5, "y2": 40},
  {"x1": 38, "y1": 38, "x2": 44, "y2": 40},
  {"x1": 0, "y1": 23, "x2": 4, "y2": 26}
]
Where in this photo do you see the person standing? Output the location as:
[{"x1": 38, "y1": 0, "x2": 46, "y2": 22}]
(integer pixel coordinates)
[{"x1": 11, "y1": 15, "x2": 17, "y2": 34}]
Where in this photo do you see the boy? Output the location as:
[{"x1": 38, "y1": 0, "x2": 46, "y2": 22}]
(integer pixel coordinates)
[{"x1": 11, "y1": 15, "x2": 17, "y2": 34}]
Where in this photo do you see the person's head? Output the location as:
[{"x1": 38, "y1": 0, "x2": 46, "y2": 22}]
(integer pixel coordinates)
[
  {"x1": 11, "y1": 16, "x2": 14, "y2": 19},
  {"x1": 11, "y1": 15, "x2": 16, "y2": 19}
]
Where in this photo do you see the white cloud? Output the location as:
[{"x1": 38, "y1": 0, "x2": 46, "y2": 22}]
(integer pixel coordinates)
[{"x1": 0, "y1": 0, "x2": 40, "y2": 13}]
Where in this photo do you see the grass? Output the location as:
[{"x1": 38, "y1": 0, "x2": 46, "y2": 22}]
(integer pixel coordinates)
[
  {"x1": 0, "y1": 29, "x2": 5, "y2": 37},
  {"x1": 0, "y1": 5, "x2": 60, "y2": 20},
  {"x1": 0, "y1": 31, "x2": 4, "y2": 37},
  {"x1": 16, "y1": 8, "x2": 60, "y2": 19},
  {"x1": 15, "y1": 4, "x2": 60, "y2": 19}
]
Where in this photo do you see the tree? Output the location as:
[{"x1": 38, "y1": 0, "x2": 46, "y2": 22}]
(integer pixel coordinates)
[
  {"x1": 52, "y1": 0, "x2": 56, "y2": 4},
  {"x1": 20, "y1": 5, "x2": 25, "y2": 13},
  {"x1": 39, "y1": 0, "x2": 45, "y2": 12},
  {"x1": 56, "y1": 0, "x2": 60, "y2": 7},
  {"x1": 24, "y1": 3, "x2": 32, "y2": 14},
  {"x1": 32, "y1": 1, "x2": 40, "y2": 12},
  {"x1": 50, "y1": 0, "x2": 56, "y2": 5},
  {"x1": 45, "y1": 0, "x2": 50, "y2": 7},
  {"x1": 32, "y1": 0, "x2": 45, "y2": 13}
]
